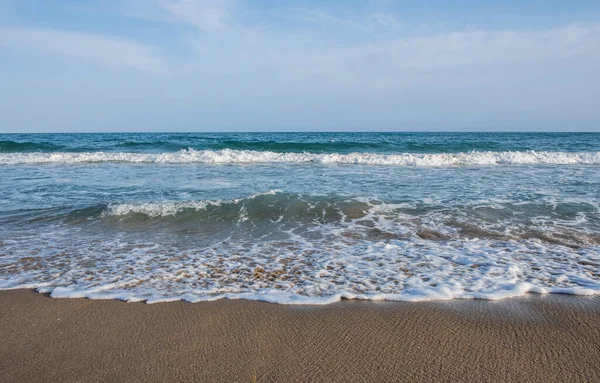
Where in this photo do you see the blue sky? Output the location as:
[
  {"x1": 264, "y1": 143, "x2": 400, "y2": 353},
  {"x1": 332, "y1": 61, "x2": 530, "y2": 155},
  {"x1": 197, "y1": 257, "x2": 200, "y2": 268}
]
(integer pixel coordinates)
[{"x1": 1, "y1": 0, "x2": 599, "y2": 132}]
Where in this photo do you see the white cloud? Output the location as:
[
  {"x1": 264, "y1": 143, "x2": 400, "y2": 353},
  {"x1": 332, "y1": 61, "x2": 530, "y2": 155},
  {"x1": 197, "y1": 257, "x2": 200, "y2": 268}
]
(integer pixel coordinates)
[
  {"x1": 158, "y1": 0, "x2": 233, "y2": 31},
  {"x1": 1, "y1": 0, "x2": 599, "y2": 131},
  {"x1": 0, "y1": 27, "x2": 165, "y2": 74},
  {"x1": 122, "y1": 0, "x2": 234, "y2": 32},
  {"x1": 120, "y1": 1, "x2": 600, "y2": 75},
  {"x1": 341, "y1": 24, "x2": 600, "y2": 71}
]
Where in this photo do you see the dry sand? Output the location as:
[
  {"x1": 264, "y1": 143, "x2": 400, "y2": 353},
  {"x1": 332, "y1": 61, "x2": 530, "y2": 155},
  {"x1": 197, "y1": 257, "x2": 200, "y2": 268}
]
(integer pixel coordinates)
[{"x1": 1, "y1": 289, "x2": 600, "y2": 382}]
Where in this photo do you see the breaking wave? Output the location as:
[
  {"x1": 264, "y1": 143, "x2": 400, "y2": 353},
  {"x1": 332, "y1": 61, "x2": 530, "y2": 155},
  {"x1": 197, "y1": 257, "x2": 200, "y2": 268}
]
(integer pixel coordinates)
[
  {"x1": 80, "y1": 192, "x2": 600, "y2": 248},
  {"x1": 1, "y1": 149, "x2": 600, "y2": 166},
  {"x1": 3, "y1": 190, "x2": 600, "y2": 304},
  {"x1": 103, "y1": 190, "x2": 283, "y2": 218}
]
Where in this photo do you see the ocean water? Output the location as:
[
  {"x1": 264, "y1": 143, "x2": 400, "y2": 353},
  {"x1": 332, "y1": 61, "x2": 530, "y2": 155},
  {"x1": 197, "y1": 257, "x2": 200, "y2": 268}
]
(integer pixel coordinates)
[{"x1": 1, "y1": 132, "x2": 599, "y2": 304}]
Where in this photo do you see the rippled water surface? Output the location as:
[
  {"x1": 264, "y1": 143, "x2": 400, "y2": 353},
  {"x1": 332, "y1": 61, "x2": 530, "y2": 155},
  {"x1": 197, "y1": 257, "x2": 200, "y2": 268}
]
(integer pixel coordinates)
[{"x1": 1, "y1": 132, "x2": 599, "y2": 303}]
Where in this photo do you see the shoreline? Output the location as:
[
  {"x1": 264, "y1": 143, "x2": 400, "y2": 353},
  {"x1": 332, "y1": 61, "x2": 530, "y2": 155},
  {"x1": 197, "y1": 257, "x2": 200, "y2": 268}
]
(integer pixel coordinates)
[{"x1": 2, "y1": 290, "x2": 600, "y2": 382}]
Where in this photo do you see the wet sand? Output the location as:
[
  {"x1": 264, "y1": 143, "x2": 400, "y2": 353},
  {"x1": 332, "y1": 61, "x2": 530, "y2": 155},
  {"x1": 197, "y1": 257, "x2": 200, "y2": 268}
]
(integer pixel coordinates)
[{"x1": 1, "y1": 290, "x2": 600, "y2": 382}]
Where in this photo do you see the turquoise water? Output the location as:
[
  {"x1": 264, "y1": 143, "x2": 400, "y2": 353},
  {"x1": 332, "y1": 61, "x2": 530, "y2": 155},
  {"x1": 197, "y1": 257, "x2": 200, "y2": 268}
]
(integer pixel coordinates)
[
  {"x1": 2, "y1": 132, "x2": 600, "y2": 153},
  {"x1": 1, "y1": 132, "x2": 599, "y2": 303}
]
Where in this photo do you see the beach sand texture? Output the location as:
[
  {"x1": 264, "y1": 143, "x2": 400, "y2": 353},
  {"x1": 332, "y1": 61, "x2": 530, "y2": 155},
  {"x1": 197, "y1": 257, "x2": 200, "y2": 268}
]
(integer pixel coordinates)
[{"x1": 2, "y1": 290, "x2": 600, "y2": 382}]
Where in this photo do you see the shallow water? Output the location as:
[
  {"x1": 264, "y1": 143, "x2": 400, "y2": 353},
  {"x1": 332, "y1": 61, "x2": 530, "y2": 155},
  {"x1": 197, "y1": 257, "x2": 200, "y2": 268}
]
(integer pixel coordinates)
[{"x1": 1, "y1": 132, "x2": 599, "y2": 303}]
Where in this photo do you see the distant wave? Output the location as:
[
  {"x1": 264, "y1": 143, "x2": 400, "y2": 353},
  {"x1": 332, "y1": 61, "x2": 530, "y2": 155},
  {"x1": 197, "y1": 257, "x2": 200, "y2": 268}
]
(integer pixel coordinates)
[
  {"x1": 0, "y1": 138, "x2": 509, "y2": 154},
  {"x1": 215, "y1": 140, "x2": 392, "y2": 152},
  {"x1": 114, "y1": 141, "x2": 187, "y2": 151},
  {"x1": 1, "y1": 149, "x2": 600, "y2": 166},
  {"x1": 0, "y1": 140, "x2": 66, "y2": 153},
  {"x1": 214, "y1": 140, "x2": 511, "y2": 153}
]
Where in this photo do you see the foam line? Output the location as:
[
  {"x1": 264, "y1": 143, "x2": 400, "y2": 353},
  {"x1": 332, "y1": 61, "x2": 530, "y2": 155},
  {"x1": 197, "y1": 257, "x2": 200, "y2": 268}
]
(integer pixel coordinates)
[{"x1": 1, "y1": 149, "x2": 600, "y2": 166}]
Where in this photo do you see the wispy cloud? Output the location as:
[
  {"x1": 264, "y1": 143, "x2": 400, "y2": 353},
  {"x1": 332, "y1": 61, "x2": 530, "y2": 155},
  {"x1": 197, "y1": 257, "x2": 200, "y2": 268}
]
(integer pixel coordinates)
[
  {"x1": 122, "y1": 0, "x2": 234, "y2": 32},
  {"x1": 120, "y1": 0, "x2": 600, "y2": 73},
  {"x1": 158, "y1": 0, "x2": 233, "y2": 31},
  {"x1": 0, "y1": 27, "x2": 165, "y2": 74},
  {"x1": 341, "y1": 24, "x2": 600, "y2": 71},
  {"x1": 1, "y1": 0, "x2": 599, "y2": 131}
]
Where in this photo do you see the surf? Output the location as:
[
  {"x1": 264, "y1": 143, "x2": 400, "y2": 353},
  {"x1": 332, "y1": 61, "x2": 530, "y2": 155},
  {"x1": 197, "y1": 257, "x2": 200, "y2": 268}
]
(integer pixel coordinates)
[{"x1": 1, "y1": 148, "x2": 600, "y2": 165}]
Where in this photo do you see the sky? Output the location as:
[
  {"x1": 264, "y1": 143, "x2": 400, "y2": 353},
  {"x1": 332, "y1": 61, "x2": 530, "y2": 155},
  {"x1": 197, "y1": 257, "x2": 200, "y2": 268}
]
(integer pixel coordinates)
[{"x1": 0, "y1": 0, "x2": 599, "y2": 132}]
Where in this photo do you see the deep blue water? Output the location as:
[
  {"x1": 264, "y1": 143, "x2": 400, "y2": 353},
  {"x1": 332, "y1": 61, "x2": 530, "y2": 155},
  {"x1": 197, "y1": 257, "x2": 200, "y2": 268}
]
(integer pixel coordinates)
[{"x1": 2, "y1": 132, "x2": 600, "y2": 153}]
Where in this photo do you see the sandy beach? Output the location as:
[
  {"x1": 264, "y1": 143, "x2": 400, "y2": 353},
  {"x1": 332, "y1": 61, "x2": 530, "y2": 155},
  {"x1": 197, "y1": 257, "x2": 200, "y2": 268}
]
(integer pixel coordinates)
[{"x1": 1, "y1": 290, "x2": 599, "y2": 382}]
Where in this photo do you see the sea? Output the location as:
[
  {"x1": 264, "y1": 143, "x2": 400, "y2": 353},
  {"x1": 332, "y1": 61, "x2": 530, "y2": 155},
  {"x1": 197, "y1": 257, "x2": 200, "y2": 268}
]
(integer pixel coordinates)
[{"x1": 1, "y1": 132, "x2": 599, "y2": 304}]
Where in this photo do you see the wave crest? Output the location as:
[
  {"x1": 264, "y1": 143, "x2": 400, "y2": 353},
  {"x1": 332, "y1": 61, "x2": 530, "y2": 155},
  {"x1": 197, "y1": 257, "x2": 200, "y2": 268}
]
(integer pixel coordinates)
[
  {"x1": 104, "y1": 190, "x2": 282, "y2": 218},
  {"x1": 1, "y1": 149, "x2": 600, "y2": 166}
]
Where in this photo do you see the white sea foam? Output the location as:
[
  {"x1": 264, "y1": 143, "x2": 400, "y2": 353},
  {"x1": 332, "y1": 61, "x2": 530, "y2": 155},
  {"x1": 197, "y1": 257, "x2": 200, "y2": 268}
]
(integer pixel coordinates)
[
  {"x1": 1, "y1": 149, "x2": 600, "y2": 166},
  {"x1": 1, "y1": 197, "x2": 600, "y2": 304},
  {"x1": 2, "y1": 237, "x2": 599, "y2": 304},
  {"x1": 104, "y1": 189, "x2": 281, "y2": 218}
]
